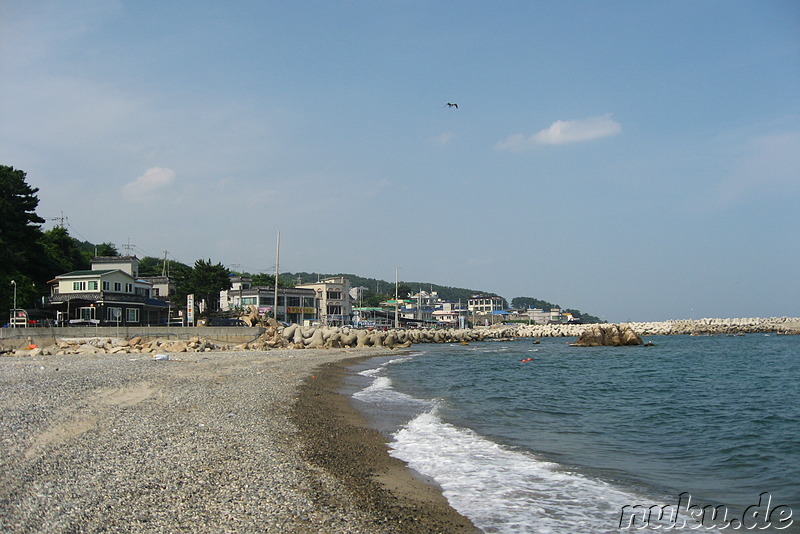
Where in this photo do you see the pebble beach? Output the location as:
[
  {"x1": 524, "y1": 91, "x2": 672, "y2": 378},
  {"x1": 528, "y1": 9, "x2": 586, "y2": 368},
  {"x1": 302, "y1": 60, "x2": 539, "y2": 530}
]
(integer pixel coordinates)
[{"x1": 0, "y1": 349, "x2": 478, "y2": 533}]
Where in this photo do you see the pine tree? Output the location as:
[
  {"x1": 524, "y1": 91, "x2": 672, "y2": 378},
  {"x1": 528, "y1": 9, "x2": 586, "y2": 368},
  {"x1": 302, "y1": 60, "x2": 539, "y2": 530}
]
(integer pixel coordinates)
[{"x1": 0, "y1": 166, "x2": 47, "y2": 313}]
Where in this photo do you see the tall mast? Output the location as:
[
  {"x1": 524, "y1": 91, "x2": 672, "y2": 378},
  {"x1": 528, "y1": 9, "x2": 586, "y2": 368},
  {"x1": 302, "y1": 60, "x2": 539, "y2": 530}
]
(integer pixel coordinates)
[{"x1": 273, "y1": 231, "x2": 280, "y2": 321}]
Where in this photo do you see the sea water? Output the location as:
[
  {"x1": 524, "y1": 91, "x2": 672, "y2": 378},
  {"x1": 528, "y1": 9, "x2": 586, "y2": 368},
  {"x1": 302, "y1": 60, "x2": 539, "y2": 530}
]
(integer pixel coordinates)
[{"x1": 347, "y1": 335, "x2": 800, "y2": 533}]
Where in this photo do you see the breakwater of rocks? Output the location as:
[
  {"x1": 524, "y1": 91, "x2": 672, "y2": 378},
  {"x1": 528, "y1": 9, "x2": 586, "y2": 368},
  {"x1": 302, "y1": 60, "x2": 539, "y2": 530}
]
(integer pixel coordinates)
[
  {"x1": 509, "y1": 316, "x2": 800, "y2": 338},
  {"x1": 4, "y1": 317, "x2": 798, "y2": 357}
]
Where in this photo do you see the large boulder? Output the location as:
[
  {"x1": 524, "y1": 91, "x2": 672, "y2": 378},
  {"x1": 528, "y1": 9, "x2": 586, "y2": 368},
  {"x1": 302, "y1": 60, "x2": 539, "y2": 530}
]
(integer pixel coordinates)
[{"x1": 572, "y1": 324, "x2": 643, "y2": 347}]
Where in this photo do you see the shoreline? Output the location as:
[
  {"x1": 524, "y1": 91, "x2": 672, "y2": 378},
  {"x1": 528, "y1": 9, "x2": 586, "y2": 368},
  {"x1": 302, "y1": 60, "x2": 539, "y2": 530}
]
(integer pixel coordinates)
[
  {"x1": 291, "y1": 355, "x2": 479, "y2": 534},
  {"x1": 0, "y1": 348, "x2": 477, "y2": 533}
]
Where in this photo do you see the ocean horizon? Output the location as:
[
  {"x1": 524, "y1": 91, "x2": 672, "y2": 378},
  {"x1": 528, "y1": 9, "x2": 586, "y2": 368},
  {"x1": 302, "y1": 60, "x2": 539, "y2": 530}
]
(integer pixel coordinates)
[{"x1": 347, "y1": 335, "x2": 799, "y2": 533}]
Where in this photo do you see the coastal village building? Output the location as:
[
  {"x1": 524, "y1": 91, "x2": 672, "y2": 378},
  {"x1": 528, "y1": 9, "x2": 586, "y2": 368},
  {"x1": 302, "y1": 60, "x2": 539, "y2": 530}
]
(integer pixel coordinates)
[
  {"x1": 219, "y1": 277, "x2": 317, "y2": 325},
  {"x1": 399, "y1": 291, "x2": 469, "y2": 327},
  {"x1": 139, "y1": 276, "x2": 175, "y2": 299},
  {"x1": 518, "y1": 307, "x2": 579, "y2": 324},
  {"x1": 46, "y1": 256, "x2": 168, "y2": 326},
  {"x1": 431, "y1": 301, "x2": 470, "y2": 328},
  {"x1": 295, "y1": 277, "x2": 352, "y2": 326},
  {"x1": 467, "y1": 295, "x2": 505, "y2": 315}
]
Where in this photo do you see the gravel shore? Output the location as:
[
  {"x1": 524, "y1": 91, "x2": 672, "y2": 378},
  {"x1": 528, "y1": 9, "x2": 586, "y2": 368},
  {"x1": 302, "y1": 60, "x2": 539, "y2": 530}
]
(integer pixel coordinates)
[{"x1": 0, "y1": 349, "x2": 478, "y2": 533}]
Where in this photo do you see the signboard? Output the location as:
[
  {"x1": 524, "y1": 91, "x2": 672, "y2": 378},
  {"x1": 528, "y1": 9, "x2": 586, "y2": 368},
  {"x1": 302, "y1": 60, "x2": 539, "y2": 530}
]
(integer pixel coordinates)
[
  {"x1": 187, "y1": 294, "x2": 195, "y2": 326},
  {"x1": 287, "y1": 307, "x2": 316, "y2": 314}
]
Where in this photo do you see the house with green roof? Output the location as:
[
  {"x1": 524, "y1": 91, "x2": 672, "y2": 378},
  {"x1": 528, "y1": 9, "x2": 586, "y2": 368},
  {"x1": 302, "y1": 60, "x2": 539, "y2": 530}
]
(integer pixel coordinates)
[{"x1": 47, "y1": 256, "x2": 169, "y2": 326}]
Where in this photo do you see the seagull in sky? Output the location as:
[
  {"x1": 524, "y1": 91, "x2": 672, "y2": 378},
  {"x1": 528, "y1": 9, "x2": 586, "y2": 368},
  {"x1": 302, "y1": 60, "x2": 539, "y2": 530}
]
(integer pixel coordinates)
[{"x1": 445, "y1": 102, "x2": 458, "y2": 109}]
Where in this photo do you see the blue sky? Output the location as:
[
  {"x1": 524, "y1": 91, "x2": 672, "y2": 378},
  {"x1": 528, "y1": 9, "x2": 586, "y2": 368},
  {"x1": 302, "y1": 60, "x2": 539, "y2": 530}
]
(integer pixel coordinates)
[{"x1": 1, "y1": 1, "x2": 798, "y2": 322}]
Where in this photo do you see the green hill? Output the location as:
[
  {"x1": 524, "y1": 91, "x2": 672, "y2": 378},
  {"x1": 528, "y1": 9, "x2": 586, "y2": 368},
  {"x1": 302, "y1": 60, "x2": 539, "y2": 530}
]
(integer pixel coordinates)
[{"x1": 283, "y1": 272, "x2": 603, "y2": 323}]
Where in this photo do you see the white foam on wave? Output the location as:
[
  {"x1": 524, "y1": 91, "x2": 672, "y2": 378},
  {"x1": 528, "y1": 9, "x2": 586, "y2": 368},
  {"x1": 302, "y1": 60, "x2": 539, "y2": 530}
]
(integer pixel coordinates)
[
  {"x1": 352, "y1": 375, "x2": 395, "y2": 401},
  {"x1": 390, "y1": 410, "x2": 676, "y2": 534},
  {"x1": 358, "y1": 356, "x2": 413, "y2": 378},
  {"x1": 353, "y1": 350, "x2": 711, "y2": 533},
  {"x1": 353, "y1": 356, "x2": 426, "y2": 408}
]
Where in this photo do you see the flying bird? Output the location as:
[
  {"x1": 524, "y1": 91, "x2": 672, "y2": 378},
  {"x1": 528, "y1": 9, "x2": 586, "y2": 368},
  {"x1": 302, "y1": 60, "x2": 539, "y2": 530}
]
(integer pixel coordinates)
[{"x1": 445, "y1": 102, "x2": 458, "y2": 109}]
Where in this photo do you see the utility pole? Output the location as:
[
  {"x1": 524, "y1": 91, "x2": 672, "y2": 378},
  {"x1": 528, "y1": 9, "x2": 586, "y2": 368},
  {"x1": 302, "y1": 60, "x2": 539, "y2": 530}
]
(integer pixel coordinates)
[
  {"x1": 273, "y1": 231, "x2": 280, "y2": 322},
  {"x1": 10, "y1": 280, "x2": 17, "y2": 329},
  {"x1": 394, "y1": 267, "x2": 399, "y2": 328},
  {"x1": 47, "y1": 211, "x2": 68, "y2": 228},
  {"x1": 161, "y1": 250, "x2": 169, "y2": 277},
  {"x1": 122, "y1": 238, "x2": 135, "y2": 256}
]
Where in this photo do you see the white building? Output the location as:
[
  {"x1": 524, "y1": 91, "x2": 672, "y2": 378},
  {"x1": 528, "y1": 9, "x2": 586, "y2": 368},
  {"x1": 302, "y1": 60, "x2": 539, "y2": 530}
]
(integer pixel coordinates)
[
  {"x1": 432, "y1": 301, "x2": 470, "y2": 328},
  {"x1": 525, "y1": 307, "x2": 564, "y2": 324},
  {"x1": 467, "y1": 295, "x2": 505, "y2": 315},
  {"x1": 295, "y1": 276, "x2": 352, "y2": 326}
]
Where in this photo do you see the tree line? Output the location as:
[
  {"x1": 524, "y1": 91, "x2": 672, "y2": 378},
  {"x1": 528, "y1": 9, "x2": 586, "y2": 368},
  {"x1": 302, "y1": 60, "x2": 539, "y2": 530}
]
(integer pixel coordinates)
[
  {"x1": 2, "y1": 164, "x2": 603, "y2": 323},
  {"x1": 0, "y1": 165, "x2": 234, "y2": 317}
]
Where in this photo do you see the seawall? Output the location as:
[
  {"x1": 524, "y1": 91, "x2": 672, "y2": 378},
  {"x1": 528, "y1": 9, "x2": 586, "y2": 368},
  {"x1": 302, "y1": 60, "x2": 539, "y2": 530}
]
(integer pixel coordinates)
[{"x1": 0, "y1": 326, "x2": 265, "y2": 351}]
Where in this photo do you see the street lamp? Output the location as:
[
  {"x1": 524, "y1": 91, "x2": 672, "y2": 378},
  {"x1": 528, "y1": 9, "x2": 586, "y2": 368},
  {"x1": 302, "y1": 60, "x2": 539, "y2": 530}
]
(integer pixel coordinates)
[{"x1": 10, "y1": 280, "x2": 16, "y2": 329}]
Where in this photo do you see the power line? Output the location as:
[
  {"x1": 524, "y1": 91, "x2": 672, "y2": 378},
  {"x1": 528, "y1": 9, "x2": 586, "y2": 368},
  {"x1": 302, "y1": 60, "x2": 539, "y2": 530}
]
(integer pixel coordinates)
[{"x1": 45, "y1": 211, "x2": 68, "y2": 228}]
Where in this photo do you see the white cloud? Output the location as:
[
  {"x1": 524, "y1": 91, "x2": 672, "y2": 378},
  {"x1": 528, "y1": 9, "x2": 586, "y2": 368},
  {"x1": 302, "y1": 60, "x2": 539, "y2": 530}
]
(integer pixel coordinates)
[
  {"x1": 496, "y1": 114, "x2": 621, "y2": 151},
  {"x1": 430, "y1": 131, "x2": 455, "y2": 146},
  {"x1": 123, "y1": 167, "x2": 176, "y2": 201}
]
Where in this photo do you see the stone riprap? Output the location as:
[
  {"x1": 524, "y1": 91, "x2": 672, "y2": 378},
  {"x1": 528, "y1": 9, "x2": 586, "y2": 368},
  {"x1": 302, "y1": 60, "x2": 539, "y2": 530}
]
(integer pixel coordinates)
[
  {"x1": 510, "y1": 316, "x2": 800, "y2": 338},
  {"x1": 4, "y1": 317, "x2": 798, "y2": 358}
]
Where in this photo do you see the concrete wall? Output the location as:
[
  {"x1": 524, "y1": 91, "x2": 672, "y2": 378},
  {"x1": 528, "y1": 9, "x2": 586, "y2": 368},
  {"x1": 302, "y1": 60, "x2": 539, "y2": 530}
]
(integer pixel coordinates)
[{"x1": 0, "y1": 326, "x2": 265, "y2": 351}]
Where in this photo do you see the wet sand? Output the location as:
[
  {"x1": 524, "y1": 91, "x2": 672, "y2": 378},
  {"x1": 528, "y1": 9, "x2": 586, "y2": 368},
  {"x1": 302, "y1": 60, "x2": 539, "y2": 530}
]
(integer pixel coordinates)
[{"x1": 292, "y1": 357, "x2": 479, "y2": 533}]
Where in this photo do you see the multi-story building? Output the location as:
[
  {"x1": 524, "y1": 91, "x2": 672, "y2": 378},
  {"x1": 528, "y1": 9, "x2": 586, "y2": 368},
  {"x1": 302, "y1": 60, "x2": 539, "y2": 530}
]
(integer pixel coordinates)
[
  {"x1": 296, "y1": 277, "x2": 352, "y2": 326},
  {"x1": 525, "y1": 307, "x2": 572, "y2": 324},
  {"x1": 47, "y1": 256, "x2": 168, "y2": 326},
  {"x1": 431, "y1": 301, "x2": 470, "y2": 328},
  {"x1": 139, "y1": 276, "x2": 175, "y2": 299},
  {"x1": 220, "y1": 277, "x2": 317, "y2": 324},
  {"x1": 467, "y1": 295, "x2": 505, "y2": 315}
]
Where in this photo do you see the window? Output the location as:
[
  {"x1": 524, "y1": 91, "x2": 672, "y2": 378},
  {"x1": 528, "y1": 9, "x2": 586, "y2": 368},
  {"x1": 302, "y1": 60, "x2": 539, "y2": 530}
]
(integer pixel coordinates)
[
  {"x1": 114, "y1": 282, "x2": 122, "y2": 292},
  {"x1": 107, "y1": 307, "x2": 122, "y2": 321},
  {"x1": 79, "y1": 307, "x2": 95, "y2": 320},
  {"x1": 153, "y1": 288, "x2": 160, "y2": 296},
  {"x1": 303, "y1": 297, "x2": 315, "y2": 308},
  {"x1": 126, "y1": 308, "x2": 139, "y2": 323},
  {"x1": 327, "y1": 290, "x2": 342, "y2": 300},
  {"x1": 125, "y1": 283, "x2": 133, "y2": 293},
  {"x1": 242, "y1": 297, "x2": 257, "y2": 306},
  {"x1": 72, "y1": 281, "x2": 86, "y2": 291},
  {"x1": 103, "y1": 281, "x2": 110, "y2": 290},
  {"x1": 286, "y1": 296, "x2": 300, "y2": 307},
  {"x1": 88, "y1": 281, "x2": 98, "y2": 290}
]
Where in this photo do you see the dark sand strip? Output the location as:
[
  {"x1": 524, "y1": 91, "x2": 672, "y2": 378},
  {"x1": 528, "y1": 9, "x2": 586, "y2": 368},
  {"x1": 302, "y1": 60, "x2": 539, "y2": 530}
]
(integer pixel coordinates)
[{"x1": 292, "y1": 357, "x2": 480, "y2": 533}]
